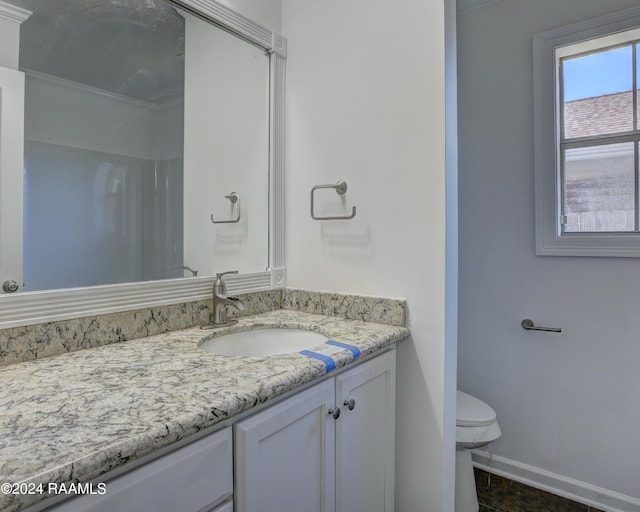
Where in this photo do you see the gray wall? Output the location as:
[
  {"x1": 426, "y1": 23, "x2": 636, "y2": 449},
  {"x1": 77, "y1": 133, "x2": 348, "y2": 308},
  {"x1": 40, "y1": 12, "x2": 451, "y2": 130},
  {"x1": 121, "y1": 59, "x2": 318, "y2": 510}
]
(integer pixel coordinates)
[{"x1": 458, "y1": 0, "x2": 640, "y2": 506}]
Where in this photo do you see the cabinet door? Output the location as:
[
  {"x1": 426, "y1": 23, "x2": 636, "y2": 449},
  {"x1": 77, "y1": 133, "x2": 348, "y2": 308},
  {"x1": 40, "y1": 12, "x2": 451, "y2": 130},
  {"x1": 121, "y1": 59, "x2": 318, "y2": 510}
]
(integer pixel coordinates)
[
  {"x1": 0, "y1": 65, "x2": 24, "y2": 293},
  {"x1": 335, "y1": 350, "x2": 396, "y2": 512},
  {"x1": 234, "y1": 379, "x2": 336, "y2": 512},
  {"x1": 49, "y1": 427, "x2": 233, "y2": 512}
]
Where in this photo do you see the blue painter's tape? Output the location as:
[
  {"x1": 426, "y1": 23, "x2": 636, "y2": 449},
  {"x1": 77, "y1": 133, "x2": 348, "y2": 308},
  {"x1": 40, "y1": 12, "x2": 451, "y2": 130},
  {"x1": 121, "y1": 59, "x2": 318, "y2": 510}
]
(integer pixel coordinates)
[
  {"x1": 325, "y1": 340, "x2": 362, "y2": 359},
  {"x1": 299, "y1": 350, "x2": 336, "y2": 374}
]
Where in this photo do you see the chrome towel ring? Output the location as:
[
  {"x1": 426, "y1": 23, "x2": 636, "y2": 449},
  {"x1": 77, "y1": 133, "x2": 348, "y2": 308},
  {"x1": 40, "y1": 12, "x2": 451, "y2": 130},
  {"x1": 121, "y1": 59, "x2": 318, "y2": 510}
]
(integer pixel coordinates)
[
  {"x1": 211, "y1": 192, "x2": 241, "y2": 224},
  {"x1": 310, "y1": 180, "x2": 357, "y2": 220}
]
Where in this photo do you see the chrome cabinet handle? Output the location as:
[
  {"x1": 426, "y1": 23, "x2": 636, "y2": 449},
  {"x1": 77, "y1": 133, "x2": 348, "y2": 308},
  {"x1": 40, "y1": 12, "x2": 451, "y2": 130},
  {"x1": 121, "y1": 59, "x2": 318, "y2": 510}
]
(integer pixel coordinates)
[
  {"x1": 343, "y1": 399, "x2": 356, "y2": 411},
  {"x1": 328, "y1": 407, "x2": 341, "y2": 420},
  {"x1": 2, "y1": 280, "x2": 19, "y2": 293}
]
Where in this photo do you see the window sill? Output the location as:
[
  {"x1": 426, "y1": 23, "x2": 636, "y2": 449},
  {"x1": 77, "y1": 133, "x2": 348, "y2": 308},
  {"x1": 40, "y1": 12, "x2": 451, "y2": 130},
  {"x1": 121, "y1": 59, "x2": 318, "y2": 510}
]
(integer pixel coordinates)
[{"x1": 536, "y1": 232, "x2": 640, "y2": 257}]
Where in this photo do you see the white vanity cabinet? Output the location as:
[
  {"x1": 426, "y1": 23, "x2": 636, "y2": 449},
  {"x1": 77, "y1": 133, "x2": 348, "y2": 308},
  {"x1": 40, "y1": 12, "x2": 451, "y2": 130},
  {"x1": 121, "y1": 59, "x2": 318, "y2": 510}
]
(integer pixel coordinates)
[
  {"x1": 234, "y1": 378, "x2": 336, "y2": 512},
  {"x1": 335, "y1": 350, "x2": 396, "y2": 512},
  {"x1": 45, "y1": 350, "x2": 395, "y2": 512},
  {"x1": 234, "y1": 349, "x2": 396, "y2": 512},
  {"x1": 48, "y1": 427, "x2": 233, "y2": 512}
]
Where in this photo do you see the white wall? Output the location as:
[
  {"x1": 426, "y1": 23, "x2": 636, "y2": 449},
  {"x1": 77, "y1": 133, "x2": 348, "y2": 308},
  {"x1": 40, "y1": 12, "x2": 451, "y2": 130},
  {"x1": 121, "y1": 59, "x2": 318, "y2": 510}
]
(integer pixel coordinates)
[
  {"x1": 182, "y1": 13, "x2": 270, "y2": 276},
  {"x1": 458, "y1": 0, "x2": 640, "y2": 507},
  {"x1": 281, "y1": 1, "x2": 453, "y2": 510},
  {"x1": 0, "y1": 18, "x2": 19, "y2": 70}
]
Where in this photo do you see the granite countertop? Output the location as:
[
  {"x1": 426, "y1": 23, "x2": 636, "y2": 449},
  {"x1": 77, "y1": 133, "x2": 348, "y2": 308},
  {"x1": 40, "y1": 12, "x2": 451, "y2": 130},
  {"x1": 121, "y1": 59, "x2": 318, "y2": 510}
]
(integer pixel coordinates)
[{"x1": 0, "y1": 309, "x2": 409, "y2": 512}]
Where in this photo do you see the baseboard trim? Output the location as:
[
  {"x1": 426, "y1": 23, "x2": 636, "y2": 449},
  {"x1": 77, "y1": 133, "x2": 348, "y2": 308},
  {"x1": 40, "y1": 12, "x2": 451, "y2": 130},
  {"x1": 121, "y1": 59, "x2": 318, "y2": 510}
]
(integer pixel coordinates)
[{"x1": 472, "y1": 449, "x2": 640, "y2": 512}]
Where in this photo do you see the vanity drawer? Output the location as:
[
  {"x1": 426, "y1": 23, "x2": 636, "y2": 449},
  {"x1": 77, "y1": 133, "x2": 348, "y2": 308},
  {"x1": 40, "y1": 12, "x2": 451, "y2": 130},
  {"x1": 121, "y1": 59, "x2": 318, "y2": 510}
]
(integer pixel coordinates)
[{"x1": 49, "y1": 427, "x2": 232, "y2": 512}]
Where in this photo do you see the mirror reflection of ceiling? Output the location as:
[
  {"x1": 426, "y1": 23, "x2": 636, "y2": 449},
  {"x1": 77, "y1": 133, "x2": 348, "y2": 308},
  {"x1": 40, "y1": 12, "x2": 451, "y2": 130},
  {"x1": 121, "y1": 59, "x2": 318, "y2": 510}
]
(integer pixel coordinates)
[{"x1": 10, "y1": 0, "x2": 185, "y2": 103}]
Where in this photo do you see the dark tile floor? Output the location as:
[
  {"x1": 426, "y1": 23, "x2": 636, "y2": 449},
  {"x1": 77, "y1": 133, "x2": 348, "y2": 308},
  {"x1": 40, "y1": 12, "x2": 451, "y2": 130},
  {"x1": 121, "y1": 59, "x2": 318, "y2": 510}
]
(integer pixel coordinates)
[{"x1": 474, "y1": 468, "x2": 605, "y2": 512}]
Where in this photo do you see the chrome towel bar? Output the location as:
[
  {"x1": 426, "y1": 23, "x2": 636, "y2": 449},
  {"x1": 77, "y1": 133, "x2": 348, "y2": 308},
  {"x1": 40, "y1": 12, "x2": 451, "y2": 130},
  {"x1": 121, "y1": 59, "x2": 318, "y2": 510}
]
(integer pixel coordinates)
[
  {"x1": 311, "y1": 180, "x2": 357, "y2": 220},
  {"x1": 521, "y1": 318, "x2": 562, "y2": 333},
  {"x1": 211, "y1": 192, "x2": 241, "y2": 224}
]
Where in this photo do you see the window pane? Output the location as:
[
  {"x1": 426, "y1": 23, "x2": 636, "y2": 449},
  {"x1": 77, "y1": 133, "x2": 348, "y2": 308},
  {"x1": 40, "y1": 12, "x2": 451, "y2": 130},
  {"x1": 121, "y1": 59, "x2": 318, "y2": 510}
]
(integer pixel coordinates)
[
  {"x1": 563, "y1": 142, "x2": 635, "y2": 232},
  {"x1": 563, "y1": 46, "x2": 633, "y2": 139}
]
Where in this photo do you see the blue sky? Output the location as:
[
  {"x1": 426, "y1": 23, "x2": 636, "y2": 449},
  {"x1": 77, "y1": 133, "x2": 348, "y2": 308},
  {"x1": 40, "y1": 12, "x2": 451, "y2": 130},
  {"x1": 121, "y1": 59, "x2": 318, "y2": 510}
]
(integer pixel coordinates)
[{"x1": 563, "y1": 46, "x2": 633, "y2": 101}]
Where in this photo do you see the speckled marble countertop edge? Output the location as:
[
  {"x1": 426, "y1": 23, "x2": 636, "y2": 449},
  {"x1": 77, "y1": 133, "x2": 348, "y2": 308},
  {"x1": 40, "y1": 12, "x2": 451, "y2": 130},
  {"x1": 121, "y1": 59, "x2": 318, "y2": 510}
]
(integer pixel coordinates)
[{"x1": 0, "y1": 310, "x2": 409, "y2": 512}]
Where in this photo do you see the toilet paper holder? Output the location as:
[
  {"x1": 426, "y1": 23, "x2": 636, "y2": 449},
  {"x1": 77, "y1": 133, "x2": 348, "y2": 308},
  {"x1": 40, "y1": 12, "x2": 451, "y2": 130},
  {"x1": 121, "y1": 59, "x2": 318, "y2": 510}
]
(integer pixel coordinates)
[{"x1": 521, "y1": 319, "x2": 561, "y2": 333}]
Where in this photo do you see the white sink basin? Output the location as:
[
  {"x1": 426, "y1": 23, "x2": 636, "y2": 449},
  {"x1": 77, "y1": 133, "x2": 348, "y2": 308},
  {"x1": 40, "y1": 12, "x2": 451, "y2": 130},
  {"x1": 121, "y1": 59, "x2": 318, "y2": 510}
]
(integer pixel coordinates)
[{"x1": 199, "y1": 328, "x2": 328, "y2": 356}]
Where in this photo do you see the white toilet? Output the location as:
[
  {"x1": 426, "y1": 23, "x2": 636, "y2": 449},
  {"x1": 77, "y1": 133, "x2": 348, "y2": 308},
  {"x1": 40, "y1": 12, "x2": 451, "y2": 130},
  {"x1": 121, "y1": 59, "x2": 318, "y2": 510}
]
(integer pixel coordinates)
[{"x1": 455, "y1": 391, "x2": 501, "y2": 512}]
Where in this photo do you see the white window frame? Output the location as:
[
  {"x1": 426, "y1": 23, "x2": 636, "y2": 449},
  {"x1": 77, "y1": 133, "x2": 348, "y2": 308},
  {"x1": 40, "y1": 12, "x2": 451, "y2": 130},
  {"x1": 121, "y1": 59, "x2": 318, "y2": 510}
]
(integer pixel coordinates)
[{"x1": 533, "y1": 5, "x2": 640, "y2": 257}]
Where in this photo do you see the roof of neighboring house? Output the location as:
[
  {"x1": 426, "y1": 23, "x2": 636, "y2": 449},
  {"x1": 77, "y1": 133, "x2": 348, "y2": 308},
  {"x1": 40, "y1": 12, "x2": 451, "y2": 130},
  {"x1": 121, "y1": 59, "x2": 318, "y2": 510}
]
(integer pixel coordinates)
[{"x1": 564, "y1": 90, "x2": 634, "y2": 139}]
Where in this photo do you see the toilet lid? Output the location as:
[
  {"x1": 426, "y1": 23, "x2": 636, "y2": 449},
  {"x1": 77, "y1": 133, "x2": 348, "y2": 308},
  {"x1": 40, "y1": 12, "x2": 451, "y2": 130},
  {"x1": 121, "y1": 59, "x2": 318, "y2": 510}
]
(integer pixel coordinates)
[{"x1": 456, "y1": 391, "x2": 496, "y2": 427}]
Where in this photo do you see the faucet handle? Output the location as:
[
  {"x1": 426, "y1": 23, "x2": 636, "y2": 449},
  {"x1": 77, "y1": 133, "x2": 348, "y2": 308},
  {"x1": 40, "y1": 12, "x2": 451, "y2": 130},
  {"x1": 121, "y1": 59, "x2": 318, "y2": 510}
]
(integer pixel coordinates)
[
  {"x1": 214, "y1": 271, "x2": 239, "y2": 296},
  {"x1": 215, "y1": 270, "x2": 239, "y2": 281}
]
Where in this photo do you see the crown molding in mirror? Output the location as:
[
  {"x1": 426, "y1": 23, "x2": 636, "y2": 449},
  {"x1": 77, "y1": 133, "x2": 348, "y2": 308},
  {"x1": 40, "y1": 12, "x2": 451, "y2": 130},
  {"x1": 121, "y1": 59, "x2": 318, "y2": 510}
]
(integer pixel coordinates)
[
  {"x1": 0, "y1": 0, "x2": 31, "y2": 24},
  {"x1": 0, "y1": 0, "x2": 286, "y2": 329},
  {"x1": 456, "y1": 0, "x2": 503, "y2": 14}
]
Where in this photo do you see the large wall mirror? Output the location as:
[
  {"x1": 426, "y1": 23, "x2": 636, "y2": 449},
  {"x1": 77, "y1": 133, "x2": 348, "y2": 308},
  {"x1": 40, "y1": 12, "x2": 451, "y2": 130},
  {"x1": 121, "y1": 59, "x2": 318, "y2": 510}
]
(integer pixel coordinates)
[{"x1": 0, "y1": 0, "x2": 286, "y2": 327}]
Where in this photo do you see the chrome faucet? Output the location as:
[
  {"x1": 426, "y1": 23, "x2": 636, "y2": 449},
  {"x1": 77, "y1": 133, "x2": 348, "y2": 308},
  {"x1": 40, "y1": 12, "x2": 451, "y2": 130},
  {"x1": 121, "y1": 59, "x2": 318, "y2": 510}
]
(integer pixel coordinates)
[
  {"x1": 183, "y1": 265, "x2": 198, "y2": 277},
  {"x1": 210, "y1": 271, "x2": 245, "y2": 327}
]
